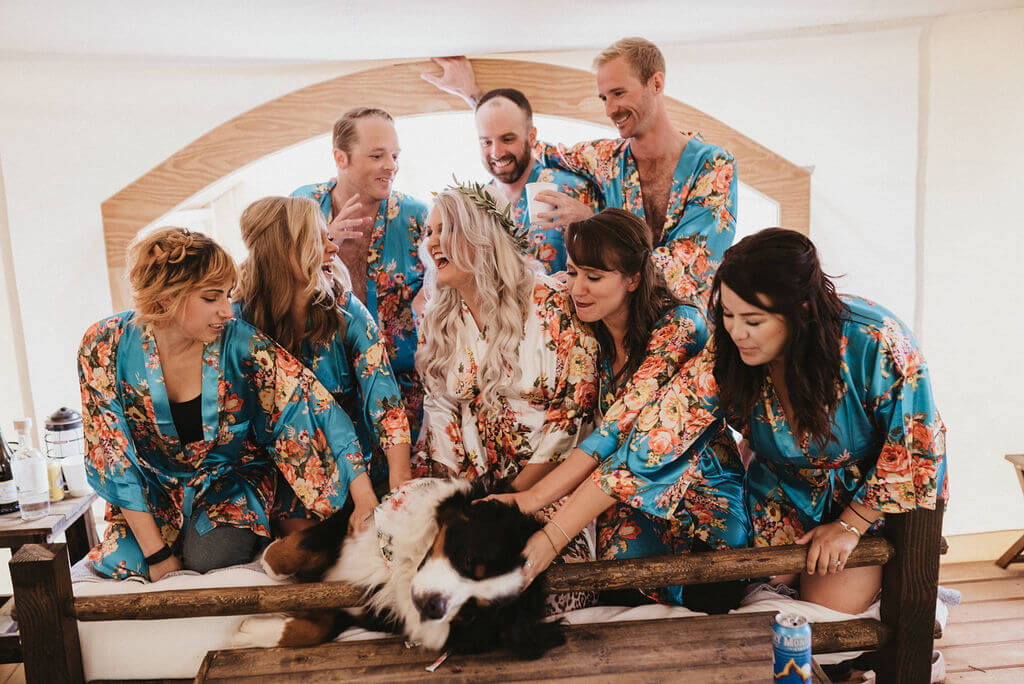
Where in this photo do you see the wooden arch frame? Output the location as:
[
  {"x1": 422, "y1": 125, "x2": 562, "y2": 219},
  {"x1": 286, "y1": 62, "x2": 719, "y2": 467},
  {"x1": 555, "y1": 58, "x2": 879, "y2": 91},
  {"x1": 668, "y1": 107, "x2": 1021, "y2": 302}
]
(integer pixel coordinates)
[{"x1": 101, "y1": 58, "x2": 811, "y2": 310}]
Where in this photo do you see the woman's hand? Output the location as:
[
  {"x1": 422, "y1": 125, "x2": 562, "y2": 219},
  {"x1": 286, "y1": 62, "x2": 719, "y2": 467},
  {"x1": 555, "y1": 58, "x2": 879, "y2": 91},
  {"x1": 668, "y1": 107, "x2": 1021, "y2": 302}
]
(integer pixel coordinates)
[
  {"x1": 148, "y1": 554, "x2": 183, "y2": 582},
  {"x1": 349, "y1": 496, "x2": 377, "y2": 536},
  {"x1": 482, "y1": 489, "x2": 543, "y2": 515},
  {"x1": 520, "y1": 529, "x2": 561, "y2": 587},
  {"x1": 347, "y1": 473, "x2": 379, "y2": 536},
  {"x1": 796, "y1": 521, "x2": 860, "y2": 575}
]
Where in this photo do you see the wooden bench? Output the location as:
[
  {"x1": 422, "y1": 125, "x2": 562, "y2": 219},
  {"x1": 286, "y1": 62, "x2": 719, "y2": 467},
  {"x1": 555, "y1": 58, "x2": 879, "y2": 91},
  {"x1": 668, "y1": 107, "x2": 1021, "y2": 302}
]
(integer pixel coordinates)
[{"x1": 9, "y1": 504, "x2": 944, "y2": 683}]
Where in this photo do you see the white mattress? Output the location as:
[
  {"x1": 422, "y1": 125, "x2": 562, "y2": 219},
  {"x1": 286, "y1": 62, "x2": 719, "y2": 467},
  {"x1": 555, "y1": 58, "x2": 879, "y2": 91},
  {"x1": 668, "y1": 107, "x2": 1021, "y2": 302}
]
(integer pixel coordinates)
[{"x1": 68, "y1": 561, "x2": 949, "y2": 680}]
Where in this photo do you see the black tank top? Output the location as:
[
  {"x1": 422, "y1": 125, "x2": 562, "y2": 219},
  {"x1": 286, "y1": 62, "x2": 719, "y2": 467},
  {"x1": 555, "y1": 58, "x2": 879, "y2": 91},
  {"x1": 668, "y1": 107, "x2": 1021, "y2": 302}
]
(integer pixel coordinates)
[{"x1": 169, "y1": 394, "x2": 203, "y2": 445}]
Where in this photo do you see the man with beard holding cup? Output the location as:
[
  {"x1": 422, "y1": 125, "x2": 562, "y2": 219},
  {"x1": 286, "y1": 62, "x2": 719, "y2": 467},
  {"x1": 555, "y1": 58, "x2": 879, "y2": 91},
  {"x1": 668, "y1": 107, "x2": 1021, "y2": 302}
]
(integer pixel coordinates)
[
  {"x1": 423, "y1": 80, "x2": 600, "y2": 275},
  {"x1": 423, "y1": 38, "x2": 737, "y2": 303}
]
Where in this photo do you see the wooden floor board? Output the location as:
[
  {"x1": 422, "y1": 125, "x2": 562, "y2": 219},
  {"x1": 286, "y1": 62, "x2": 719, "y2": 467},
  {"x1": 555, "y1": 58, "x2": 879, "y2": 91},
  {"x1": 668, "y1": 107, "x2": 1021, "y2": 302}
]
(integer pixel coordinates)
[
  {"x1": 942, "y1": 576, "x2": 1024, "y2": 602},
  {"x1": 939, "y1": 561, "x2": 1024, "y2": 583},
  {"x1": 942, "y1": 643, "x2": 1024, "y2": 673},
  {"x1": 947, "y1": 666, "x2": 1024, "y2": 682},
  {"x1": 937, "y1": 617, "x2": 1024, "y2": 647}
]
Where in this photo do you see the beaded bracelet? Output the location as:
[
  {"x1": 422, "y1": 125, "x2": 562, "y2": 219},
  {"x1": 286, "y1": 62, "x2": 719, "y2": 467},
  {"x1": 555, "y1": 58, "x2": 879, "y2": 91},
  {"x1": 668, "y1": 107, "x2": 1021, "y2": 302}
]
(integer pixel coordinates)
[{"x1": 838, "y1": 520, "x2": 862, "y2": 538}]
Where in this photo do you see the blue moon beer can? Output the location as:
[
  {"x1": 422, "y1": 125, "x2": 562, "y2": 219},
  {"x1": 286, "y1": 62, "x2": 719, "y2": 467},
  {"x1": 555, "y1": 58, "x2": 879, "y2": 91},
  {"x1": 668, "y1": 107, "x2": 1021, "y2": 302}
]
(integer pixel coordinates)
[{"x1": 773, "y1": 612, "x2": 812, "y2": 682}]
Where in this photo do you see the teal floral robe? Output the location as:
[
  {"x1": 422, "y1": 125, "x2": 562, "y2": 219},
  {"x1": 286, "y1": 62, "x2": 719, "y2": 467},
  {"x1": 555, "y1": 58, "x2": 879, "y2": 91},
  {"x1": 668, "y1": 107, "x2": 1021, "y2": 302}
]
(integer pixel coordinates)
[
  {"x1": 740, "y1": 296, "x2": 949, "y2": 547},
  {"x1": 491, "y1": 162, "x2": 601, "y2": 274},
  {"x1": 578, "y1": 305, "x2": 750, "y2": 604},
  {"x1": 292, "y1": 181, "x2": 428, "y2": 440},
  {"x1": 233, "y1": 292, "x2": 410, "y2": 494},
  {"x1": 78, "y1": 312, "x2": 365, "y2": 579},
  {"x1": 536, "y1": 133, "x2": 737, "y2": 302}
]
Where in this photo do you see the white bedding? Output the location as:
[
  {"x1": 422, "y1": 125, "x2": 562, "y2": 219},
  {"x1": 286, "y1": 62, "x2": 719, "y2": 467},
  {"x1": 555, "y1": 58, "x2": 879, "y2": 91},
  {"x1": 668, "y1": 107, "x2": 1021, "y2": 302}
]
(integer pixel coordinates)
[{"x1": 68, "y1": 561, "x2": 950, "y2": 680}]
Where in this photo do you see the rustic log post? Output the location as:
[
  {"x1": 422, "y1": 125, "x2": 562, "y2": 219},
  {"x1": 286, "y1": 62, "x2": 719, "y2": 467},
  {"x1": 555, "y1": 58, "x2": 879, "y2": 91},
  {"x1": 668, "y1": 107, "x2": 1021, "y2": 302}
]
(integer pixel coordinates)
[
  {"x1": 878, "y1": 503, "x2": 944, "y2": 684},
  {"x1": 10, "y1": 543, "x2": 84, "y2": 684}
]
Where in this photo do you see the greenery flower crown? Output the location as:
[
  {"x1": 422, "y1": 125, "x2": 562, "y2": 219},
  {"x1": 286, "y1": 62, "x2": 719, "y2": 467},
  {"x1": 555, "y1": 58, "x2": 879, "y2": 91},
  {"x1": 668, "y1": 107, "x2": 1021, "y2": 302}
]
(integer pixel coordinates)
[{"x1": 442, "y1": 176, "x2": 530, "y2": 253}]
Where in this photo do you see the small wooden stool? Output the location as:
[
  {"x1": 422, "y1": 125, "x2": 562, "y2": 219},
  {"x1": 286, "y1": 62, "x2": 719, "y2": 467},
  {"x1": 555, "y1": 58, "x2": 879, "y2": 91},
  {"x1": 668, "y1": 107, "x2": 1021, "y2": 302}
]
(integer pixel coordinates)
[{"x1": 996, "y1": 454, "x2": 1024, "y2": 569}]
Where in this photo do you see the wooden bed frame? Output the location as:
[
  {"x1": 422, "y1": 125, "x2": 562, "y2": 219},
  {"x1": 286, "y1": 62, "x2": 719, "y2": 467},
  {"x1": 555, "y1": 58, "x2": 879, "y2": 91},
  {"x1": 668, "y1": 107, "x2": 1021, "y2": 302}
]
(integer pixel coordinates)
[{"x1": 10, "y1": 503, "x2": 943, "y2": 683}]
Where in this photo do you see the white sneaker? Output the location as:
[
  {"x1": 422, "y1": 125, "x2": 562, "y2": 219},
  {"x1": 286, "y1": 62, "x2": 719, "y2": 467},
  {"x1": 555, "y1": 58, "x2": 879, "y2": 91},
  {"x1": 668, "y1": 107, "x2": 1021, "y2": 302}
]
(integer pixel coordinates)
[
  {"x1": 859, "y1": 652, "x2": 945, "y2": 683},
  {"x1": 931, "y1": 650, "x2": 946, "y2": 683}
]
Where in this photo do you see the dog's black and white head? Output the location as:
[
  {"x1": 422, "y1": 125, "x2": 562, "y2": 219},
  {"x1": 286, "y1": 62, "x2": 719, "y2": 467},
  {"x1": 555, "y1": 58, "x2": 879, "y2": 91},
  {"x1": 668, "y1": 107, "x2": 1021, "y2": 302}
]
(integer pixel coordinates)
[{"x1": 406, "y1": 483, "x2": 565, "y2": 658}]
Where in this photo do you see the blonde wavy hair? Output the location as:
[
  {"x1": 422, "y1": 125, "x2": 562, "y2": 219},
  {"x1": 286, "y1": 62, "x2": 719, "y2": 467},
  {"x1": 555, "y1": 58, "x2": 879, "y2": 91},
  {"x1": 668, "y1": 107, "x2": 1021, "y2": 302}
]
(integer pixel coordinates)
[
  {"x1": 593, "y1": 36, "x2": 666, "y2": 84},
  {"x1": 235, "y1": 196, "x2": 351, "y2": 354},
  {"x1": 415, "y1": 187, "x2": 538, "y2": 412},
  {"x1": 127, "y1": 227, "x2": 237, "y2": 327}
]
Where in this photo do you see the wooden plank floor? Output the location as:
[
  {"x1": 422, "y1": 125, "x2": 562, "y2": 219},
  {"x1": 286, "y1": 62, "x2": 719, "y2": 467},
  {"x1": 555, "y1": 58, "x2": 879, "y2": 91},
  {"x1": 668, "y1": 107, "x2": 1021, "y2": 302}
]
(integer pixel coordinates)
[
  {"x1": 0, "y1": 561, "x2": 1019, "y2": 682},
  {"x1": 836, "y1": 560, "x2": 1024, "y2": 682}
]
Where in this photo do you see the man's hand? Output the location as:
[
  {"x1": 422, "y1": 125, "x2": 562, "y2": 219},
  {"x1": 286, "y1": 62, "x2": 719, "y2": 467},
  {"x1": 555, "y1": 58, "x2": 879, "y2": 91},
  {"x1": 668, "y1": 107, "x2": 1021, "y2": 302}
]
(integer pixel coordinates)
[
  {"x1": 329, "y1": 193, "x2": 372, "y2": 243},
  {"x1": 148, "y1": 554, "x2": 183, "y2": 582},
  {"x1": 532, "y1": 190, "x2": 595, "y2": 228},
  {"x1": 421, "y1": 57, "x2": 483, "y2": 108}
]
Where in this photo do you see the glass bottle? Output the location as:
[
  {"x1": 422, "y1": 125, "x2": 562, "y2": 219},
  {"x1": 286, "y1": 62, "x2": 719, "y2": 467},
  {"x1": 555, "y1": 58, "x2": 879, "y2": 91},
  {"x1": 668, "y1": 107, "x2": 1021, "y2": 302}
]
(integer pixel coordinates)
[
  {"x1": 11, "y1": 418, "x2": 50, "y2": 520},
  {"x1": 0, "y1": 426, "x2": 20, "y2": 514}
]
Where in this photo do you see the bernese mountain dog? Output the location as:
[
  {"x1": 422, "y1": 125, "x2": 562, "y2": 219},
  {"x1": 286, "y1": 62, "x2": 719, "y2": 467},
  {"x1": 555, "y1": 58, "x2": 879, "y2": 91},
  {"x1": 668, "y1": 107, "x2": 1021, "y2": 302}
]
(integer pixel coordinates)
[{"x1": 233, "y1": 478, "x2": 566, "y2": 659}]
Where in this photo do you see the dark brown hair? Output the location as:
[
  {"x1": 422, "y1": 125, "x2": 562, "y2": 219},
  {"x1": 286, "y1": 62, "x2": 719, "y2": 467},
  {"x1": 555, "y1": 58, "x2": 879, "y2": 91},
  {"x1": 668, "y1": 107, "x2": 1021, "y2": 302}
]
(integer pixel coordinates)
[
  {"x1": 332, "y1": 107, "x2": 394, "y2": 155},
  {"x1": 709, "y1": 228, "x2": 845, "y2": 447},
  {"x1": 566, "y1": 208, "x2": 682, "y2": 381},
  {"x1": 476, "y1": 88, "x2": 533, "y2": 125}
]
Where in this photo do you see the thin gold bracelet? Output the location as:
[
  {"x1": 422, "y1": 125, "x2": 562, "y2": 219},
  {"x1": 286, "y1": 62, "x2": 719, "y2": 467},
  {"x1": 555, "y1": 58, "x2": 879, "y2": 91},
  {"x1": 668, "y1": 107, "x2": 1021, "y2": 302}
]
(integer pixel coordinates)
[
  {"x1": 541, "y1": 527, "x2": 561, "y2": 554},
  {"x1": 548, "y1": 519, "x2": 573, "y2": 545}
]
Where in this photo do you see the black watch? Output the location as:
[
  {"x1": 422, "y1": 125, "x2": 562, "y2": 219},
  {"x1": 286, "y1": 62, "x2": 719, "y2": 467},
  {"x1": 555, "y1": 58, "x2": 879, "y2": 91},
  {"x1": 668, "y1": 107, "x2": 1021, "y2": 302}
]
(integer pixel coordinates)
[{"x1": 144, "y1": 544, "x2": 173, "y2": 565}]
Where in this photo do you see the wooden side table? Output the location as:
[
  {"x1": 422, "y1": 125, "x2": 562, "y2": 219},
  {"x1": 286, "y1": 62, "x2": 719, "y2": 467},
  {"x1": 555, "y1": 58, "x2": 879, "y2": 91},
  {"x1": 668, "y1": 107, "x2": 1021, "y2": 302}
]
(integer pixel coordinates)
[
  {"x1": 0, "y1": 493, "x2": 99, "y2": 664},
  {"x1": 0, "y1": 492, "x2": 99, "y2": 564}
]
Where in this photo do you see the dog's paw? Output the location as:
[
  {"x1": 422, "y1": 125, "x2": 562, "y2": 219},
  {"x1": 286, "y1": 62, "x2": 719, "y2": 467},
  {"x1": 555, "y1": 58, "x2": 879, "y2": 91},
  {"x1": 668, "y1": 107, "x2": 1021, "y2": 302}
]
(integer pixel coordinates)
[
  {"x1": 232, "y1": 615, "x2": 289, "y2": 648},
  {"x1": 260, "y1": 540, "x2": 299, "y2": 581}
]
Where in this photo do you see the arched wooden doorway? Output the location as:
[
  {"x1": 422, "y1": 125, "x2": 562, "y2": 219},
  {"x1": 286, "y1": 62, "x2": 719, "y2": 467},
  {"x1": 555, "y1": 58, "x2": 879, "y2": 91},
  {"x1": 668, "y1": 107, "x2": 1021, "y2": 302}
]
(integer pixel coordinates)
[{"x1": 101, "y1": 58, "x2": 810, "y2": 310}]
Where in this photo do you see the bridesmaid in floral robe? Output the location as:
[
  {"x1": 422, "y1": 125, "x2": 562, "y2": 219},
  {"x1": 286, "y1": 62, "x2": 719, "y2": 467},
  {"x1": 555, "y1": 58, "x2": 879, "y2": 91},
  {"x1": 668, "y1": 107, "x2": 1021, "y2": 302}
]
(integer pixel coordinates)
[
  {"x1": 79, "y1": 228, "x2": 377, "y2": 580},
  {"x1": 499, "y1": 209, "x2": 749, "y2": 613},
  {"x1": 233, "y1": 196, "x2": 411, "y2": 502},
  {"x1": 416, "y1": 182, "x2": 599, "y2": 612},
  {"x1": 710, "y1": 228, "x2": 948, "y2": 614}
]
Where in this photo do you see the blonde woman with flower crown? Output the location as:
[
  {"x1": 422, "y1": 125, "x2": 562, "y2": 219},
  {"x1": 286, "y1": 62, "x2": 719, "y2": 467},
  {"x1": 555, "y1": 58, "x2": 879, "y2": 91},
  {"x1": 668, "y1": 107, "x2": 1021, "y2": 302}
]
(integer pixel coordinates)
[
  {"x1": 234, "y1": 197, "x2": 411, "y2": 513},
  {"x1": 78, "y1": 228, "x2": 377, "y2": 581},
  {"x1": 416, "y1": 182, "x2": 600, "y2": 610}
]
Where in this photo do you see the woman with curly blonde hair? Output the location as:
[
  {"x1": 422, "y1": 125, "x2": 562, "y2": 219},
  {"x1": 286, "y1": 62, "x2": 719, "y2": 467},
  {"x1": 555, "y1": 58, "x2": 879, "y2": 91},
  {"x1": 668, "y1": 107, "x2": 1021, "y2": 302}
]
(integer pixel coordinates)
[
  {"x1": 234, "y1": 196, "x2": 411, "y2": 506},
  {"x1": 78, "y1": 227, "x2": 376, "y2": 581},
  {"x1": 416, "y1": 182, "x2": 598, "y2": 486},
  {"x1": 416, "y1": 182, "x2": 600, "y2": 611}
]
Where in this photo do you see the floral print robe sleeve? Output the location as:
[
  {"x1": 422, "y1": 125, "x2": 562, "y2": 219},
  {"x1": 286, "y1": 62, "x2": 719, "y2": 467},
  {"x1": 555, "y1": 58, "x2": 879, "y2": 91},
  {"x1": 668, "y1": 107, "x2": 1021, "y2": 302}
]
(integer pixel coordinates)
[
  {"x1": 535, "y1": 135, "x2": 737, "y2": 302},
  {"x1": 743, "y1": 296, "x2": 949, "y2": 547},
  {"x1": 236, "y1": 293, "x2": 410, "y2": 492},
  {"x1": 78, "y1": 312, "x2": 365, "y2": 579}
]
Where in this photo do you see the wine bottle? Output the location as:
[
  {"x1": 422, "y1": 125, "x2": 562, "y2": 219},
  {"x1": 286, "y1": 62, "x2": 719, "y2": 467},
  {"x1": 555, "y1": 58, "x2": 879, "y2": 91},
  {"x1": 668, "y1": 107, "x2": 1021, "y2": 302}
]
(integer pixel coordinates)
[{"x1": 0, "y1": 426, "x2": 19, "y2": 514}]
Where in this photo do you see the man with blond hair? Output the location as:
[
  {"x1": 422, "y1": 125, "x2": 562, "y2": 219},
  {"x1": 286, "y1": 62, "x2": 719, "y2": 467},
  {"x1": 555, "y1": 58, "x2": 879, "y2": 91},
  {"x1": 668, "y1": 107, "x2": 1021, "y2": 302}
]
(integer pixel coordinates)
[
  {"x1": 292, "y1": 107, "x2": 428, "y2": 459},
  {"x1": 424, "y1": 39, "x2": 737, "y2": 302}
]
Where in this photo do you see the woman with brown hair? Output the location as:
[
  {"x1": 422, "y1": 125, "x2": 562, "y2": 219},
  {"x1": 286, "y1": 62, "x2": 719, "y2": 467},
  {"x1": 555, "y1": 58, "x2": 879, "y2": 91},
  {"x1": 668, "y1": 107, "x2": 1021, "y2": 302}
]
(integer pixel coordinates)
[
  {"x1": 78, "y1": 227, "x2": 377, "y2": 581},
  {"x1": 234, "y1": 196, "x2": 411, "y2": 503},
  {"x1": 496, "y1": 208, "x2": 749, "y2": 612},
  {"x1": 711, "y1": 228, "x2": 948, "y2": 613}
]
